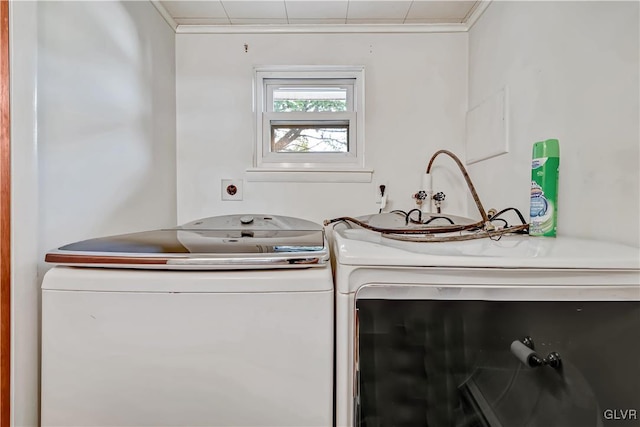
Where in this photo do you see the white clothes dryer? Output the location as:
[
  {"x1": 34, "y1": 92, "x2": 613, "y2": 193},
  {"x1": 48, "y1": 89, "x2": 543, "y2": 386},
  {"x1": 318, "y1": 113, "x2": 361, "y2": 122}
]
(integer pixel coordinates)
[
  {"x1": 330, "y1": 222, "x2": 640, "y2": 427},
  {"x1": 42, "y1": 214, "x2": 333, "y2": 427}
]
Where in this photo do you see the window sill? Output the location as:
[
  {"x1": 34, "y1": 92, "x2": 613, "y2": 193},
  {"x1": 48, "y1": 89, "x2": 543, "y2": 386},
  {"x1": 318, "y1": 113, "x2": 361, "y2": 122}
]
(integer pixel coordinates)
[{"x1": 246, "y1": 168, "x2": 373, "y2": 183}]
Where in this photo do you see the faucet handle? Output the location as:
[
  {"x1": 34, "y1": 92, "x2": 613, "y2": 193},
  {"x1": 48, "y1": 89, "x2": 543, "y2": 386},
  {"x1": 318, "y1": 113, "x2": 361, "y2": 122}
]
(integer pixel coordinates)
[{"x1": 414, "y1": 190, "x2": 428, "y2": 201}]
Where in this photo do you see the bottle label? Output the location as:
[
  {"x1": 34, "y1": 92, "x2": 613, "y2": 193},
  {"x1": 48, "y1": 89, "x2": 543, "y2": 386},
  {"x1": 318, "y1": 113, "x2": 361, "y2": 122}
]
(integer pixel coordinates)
[
  {"x1": 530, "y1": 182, "x2": 548, "y2": 217},
  {"x1": 531, "y1": 158, "x2": 547, "y2": 170},
  {"x1": 530, "y1": 181, "x2": 554, "y2": 235},
  {"x1": 530, "y1": 156, "x2": 559, "y2": 237}
]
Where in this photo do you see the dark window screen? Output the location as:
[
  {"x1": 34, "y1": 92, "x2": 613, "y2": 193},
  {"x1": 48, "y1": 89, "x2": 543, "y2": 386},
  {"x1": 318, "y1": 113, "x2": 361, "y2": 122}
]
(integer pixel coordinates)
[{"x1": 356, "y1": 299, "x2": 640, "y2": 427}]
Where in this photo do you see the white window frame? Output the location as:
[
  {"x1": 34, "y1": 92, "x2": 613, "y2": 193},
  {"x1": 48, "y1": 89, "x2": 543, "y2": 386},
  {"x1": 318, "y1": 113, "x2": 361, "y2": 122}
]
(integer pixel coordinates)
[{"x1": 254, "y1": 66, "x2": 365, "y2": 170}]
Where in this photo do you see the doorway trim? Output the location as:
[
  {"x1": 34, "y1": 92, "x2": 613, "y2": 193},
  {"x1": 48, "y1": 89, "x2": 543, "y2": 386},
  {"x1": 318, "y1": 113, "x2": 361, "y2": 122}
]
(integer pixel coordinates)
[{"x1": 0, "y1": 0, "x2": 11, "y2": 425}]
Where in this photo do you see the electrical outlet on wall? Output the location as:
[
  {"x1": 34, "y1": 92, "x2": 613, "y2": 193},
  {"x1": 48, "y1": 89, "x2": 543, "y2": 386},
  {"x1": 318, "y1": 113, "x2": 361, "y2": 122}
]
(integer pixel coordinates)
[{"x1": 221, "y1": 179, "x2": 243, "y2": 201}]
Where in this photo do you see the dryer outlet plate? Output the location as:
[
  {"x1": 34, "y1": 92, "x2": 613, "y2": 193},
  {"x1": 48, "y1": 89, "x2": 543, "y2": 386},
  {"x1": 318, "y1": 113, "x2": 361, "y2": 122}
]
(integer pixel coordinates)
[{"x1": 222, "y1": 179, "x2": 243, "y2": 201}]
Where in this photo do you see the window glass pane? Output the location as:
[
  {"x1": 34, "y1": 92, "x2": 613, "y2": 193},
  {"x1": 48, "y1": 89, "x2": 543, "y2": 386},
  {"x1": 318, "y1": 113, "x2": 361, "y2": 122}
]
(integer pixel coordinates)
[
  {"x1": 272, "y1": 87, "x2": 348, "y2": 112},
  {"x1": 271, "y1": 123, "x2": 348, "y2": 153}
]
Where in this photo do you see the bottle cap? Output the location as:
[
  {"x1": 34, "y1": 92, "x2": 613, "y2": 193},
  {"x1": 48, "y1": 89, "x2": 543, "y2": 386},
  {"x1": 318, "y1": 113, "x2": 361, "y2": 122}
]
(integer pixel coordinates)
[{"x1": 533, "y1": 139, "x2": 559, "y2": 158}]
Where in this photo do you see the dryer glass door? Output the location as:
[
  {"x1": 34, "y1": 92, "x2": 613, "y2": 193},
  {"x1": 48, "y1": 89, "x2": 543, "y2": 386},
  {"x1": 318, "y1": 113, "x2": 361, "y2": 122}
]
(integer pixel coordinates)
[{"x1": 355, "y1": 299, "x2": 639, "y2": 427}]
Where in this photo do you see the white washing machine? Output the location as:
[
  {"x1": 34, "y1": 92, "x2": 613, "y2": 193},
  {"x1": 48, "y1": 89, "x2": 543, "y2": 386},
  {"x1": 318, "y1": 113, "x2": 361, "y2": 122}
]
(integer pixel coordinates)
[
  {"x1": 41, "y1": 214, "x2": 333, "y2": 427},
  {"x1": 329, "y1": 218, "x2": 640, "y2": 427}
]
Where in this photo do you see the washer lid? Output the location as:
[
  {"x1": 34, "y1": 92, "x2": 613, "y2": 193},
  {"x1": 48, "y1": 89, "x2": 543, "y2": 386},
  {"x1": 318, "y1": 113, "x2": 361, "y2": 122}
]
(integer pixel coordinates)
[{"x1": 45, "y1": 214, "x2": 329, "y2": 270}]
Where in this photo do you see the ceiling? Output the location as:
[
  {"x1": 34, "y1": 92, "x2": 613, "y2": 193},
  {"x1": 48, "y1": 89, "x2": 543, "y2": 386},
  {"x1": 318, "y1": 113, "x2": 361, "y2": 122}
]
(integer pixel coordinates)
[{"x1": 160, "y1": 1, "x2": 483, "y2": 27}]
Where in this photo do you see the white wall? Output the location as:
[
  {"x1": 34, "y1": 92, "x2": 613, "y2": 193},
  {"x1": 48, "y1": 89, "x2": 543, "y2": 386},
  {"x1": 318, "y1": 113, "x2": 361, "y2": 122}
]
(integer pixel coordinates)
[
  {"x1": 11, "y1": 1, "x2": 177, "y2": 424},
  {"x1": 468, "y1": 1, "x2": 639, "y2": 246},
  {"x1": 38, "y1": 0, "x2": 177, "y2": 257},
  {"x1": 176, "y1": 32, "x2": 469, "y2": 225},
  {"x1": 10, "y1": 2, "x2": 39, "y2": 425}
]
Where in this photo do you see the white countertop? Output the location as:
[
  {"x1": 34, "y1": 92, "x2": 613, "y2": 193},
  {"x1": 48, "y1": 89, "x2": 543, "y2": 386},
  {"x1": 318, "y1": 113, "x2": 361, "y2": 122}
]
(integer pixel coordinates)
[{"x1": 333, "y1": 229, "x2": 640, "y2": 270}]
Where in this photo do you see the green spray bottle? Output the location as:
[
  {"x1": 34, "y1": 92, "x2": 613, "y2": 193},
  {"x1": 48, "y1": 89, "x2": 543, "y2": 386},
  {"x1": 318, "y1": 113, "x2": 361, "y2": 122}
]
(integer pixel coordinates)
[{"x1": 530, "y1": 139, "x2": 559, "y2": 237}]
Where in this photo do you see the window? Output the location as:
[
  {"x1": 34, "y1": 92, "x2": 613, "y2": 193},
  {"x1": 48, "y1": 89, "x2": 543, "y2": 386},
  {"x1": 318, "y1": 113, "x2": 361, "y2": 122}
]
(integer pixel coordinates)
[{"x1": 254, "y1": 66, "x2": 365, "y2": 171}]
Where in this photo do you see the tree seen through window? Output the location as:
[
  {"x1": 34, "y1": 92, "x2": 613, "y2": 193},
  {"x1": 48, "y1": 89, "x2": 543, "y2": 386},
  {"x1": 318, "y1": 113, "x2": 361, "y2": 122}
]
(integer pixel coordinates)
[{"x1": 271, "y1": 98, "x2": 349, "y2": 153}]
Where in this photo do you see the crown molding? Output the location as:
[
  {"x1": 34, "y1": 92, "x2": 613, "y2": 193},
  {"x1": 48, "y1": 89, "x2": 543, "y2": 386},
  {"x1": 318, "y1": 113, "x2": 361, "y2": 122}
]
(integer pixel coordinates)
[
  {"x1": 150, "y1": 0, "x2": 178, "y2": 32},
  {"x1": 176, "y1": 23, "x2": 469, "y2": 34},
  {"x1": 465, "y1": 0, "x2": 492, "y2": 30}
]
